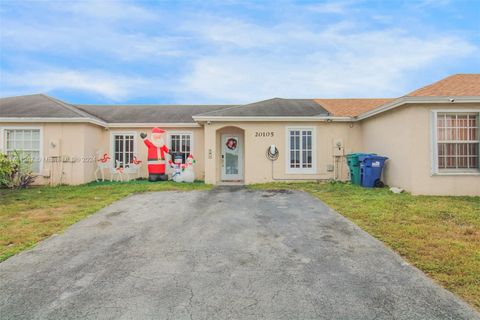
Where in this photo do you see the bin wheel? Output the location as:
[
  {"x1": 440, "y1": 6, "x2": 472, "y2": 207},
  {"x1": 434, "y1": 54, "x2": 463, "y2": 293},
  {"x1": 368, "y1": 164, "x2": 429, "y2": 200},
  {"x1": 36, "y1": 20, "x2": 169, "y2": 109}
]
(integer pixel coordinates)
[{"x1": 374, "y1": 179, "x2": 384, "y2": 188}]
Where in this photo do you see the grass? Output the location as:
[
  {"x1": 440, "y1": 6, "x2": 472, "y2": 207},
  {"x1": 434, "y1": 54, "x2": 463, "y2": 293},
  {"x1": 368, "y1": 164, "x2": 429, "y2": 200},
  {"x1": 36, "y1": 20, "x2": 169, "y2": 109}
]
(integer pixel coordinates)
[
  {"x1": 0, "y1": 180, "x2": 211, "y2": 262},
  {"x1": 250, "y1": 182, "x2": 480, "y2": 310}
]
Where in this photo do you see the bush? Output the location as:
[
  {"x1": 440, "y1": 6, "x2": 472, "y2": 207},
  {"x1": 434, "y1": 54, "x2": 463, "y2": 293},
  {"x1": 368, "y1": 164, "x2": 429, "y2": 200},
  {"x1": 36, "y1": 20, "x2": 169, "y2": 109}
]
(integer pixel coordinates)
[
  {"x1": 0, "y1": 151, "x2": 36, "y2": 189},
  {"x1": 0, "y1": 153, "x2": 14, "y2": 186}
]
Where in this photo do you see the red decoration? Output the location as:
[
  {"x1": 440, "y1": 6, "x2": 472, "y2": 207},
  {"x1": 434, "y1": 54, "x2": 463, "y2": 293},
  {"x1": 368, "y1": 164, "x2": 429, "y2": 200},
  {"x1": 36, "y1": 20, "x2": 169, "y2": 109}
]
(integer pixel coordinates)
[
  {"x1": 226, "y1": 138, "x2": 237, "y2": 150},
  {"x1": 98, "y1": 153, "x2": 110, "y2": 163}
]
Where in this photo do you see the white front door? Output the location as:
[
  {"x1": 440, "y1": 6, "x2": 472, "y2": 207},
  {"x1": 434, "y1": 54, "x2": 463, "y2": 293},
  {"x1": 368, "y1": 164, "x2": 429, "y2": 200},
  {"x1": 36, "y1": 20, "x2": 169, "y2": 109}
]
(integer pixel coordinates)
[{"x1": 221, "y1": 134, "x2": 243, "y2": 181}]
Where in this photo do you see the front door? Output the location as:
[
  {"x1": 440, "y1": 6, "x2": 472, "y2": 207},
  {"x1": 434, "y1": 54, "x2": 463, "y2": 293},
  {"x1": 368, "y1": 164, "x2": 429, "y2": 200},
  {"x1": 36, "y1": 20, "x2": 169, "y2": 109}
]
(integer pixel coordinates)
[{"x1": 221, "y1": 134, "x2": 243, "y2": 181}]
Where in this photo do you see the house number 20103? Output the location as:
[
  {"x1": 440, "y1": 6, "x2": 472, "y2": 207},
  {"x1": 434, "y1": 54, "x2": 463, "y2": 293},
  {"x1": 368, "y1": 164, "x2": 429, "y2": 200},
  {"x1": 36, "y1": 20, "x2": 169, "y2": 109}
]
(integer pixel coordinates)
[{"x1": 254, "y1": 132, "x2": 274, "y2": 137}]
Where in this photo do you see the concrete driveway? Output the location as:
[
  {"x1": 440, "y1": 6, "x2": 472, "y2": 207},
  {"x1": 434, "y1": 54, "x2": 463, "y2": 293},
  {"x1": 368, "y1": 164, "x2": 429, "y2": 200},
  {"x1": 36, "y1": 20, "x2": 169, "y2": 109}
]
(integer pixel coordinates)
[{"x1": 1, "y1": 187, "x2": 478, "y2": 320}]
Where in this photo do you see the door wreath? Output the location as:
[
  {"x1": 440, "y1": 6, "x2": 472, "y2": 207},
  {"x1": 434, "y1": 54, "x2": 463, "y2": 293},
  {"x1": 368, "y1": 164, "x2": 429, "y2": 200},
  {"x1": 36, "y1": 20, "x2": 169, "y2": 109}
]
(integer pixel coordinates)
[{"x1": 226, "y1": 138, "x2": 237, "y2": 150}]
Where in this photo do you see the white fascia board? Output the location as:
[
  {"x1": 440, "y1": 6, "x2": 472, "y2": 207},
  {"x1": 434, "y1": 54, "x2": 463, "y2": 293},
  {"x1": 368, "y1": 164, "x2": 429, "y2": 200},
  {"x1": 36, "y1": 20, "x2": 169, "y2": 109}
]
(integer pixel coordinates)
[
  {"x1": 192, "y1": 116, "x2": 353, "y2": 122},
  {"x1": 107, "y1": 123, "x2": 201, "y2": 128},
  {"x1": 0, "y1": 117, "x2": 107, "y2": 127},
  {"x1": 356, "y1": 96, "x2": 480, "y2": 120}
]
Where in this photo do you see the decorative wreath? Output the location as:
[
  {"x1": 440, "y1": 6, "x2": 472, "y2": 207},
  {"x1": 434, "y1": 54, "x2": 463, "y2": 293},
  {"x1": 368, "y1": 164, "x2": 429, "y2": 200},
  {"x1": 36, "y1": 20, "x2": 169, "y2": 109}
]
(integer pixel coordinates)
[{"x1": 226, "y1": 138, "x2": 237, "y2": 150}]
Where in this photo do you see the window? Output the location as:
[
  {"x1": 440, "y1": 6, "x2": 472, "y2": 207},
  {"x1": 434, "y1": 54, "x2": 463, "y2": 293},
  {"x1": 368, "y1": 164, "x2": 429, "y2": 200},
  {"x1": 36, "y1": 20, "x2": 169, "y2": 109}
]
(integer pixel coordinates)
[
  {"x1": 4, "y1": 129, "x2": 41, "y2": 173},
  {"x1": 169, "y1": 133, "x2": 192, "y2": 163},
  {"x1": 435, "y1": 112, "x2": 479, "y2": 173},
  {"x1": 113, "y1": 134, "x2": 135, "y2": 168},
  {"x1": 287, "y1": 128, "x2": 315, "y2": 173}
]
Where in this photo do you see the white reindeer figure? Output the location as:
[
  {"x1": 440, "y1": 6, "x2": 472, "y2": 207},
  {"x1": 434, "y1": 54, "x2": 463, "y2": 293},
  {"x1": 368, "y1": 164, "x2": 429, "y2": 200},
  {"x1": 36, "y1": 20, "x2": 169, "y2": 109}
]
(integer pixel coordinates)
[
  {"x1": 124, "y1": 155, "x2": 142, "y2": 180},
  {"x1": 95, "y1": 152, "x2": 112, "y2": 182},
  {"x1": 110, "y1": 160, "x2": 125, "y2": 182}
]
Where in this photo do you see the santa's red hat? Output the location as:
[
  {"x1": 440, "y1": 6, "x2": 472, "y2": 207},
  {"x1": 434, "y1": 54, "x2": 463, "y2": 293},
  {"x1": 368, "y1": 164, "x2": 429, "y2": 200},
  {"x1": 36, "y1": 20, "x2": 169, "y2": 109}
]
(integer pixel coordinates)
[
  {"x1": 188, "y1": 154, "x2": 194, "y2": 159},
  {"x1": 152, "y1": 127, "x2": 166, "y2": 134}
]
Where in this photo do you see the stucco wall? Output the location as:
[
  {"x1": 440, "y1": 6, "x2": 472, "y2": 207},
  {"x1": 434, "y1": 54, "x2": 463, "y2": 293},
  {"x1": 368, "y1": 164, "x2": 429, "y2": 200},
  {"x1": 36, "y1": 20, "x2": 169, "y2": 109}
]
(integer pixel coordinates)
[
  {"x1": 203, "y1": 121, "x2": 362, "y2": 184},
  {"x1": 98, "y1": 127, "x2": 205, "y2": 182},
  {"x1": 0, "y1": 123, "x2": 205, "y2": 185},
  {"x1": 0, "y1": 122, "x2": 103, "y2": 185},
  {"x1": 361, "y1": 103, "x2": 480, "y2": 196}
]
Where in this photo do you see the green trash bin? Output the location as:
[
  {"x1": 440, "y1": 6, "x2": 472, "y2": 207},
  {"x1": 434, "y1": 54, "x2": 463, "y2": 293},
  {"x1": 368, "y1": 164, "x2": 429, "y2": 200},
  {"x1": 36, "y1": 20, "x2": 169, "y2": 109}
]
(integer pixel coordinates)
[{"x1": 346, "y1": 153, "x2": 376, "y2": 185}]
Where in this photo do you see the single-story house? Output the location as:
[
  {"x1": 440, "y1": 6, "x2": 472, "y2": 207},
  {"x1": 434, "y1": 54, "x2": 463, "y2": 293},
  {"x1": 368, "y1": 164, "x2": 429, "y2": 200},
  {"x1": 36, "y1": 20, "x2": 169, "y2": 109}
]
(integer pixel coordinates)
[{"x1": 0, "y1": 74, "x2": 479, "y2": 196}]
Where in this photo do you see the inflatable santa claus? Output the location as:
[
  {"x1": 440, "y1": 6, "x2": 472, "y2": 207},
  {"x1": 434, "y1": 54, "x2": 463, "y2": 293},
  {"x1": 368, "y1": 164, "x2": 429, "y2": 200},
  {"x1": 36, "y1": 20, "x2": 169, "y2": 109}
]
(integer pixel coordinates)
[{"x1": 140, "y1": 128, "x2": 170, "y2": 181}]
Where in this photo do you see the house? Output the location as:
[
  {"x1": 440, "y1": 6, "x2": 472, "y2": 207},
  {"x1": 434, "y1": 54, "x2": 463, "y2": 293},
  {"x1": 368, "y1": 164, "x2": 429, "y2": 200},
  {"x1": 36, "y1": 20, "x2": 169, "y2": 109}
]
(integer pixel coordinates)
[{"x1": 0, "y1": 74, "x2": 479, "y2": 196}]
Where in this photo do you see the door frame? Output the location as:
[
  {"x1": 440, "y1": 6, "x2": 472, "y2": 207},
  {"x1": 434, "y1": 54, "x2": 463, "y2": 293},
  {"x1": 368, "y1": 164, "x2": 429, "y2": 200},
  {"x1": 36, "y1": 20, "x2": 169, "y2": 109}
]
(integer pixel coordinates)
[{"x1": 221, "y1": 134, "x2": 244, "y2": 181}]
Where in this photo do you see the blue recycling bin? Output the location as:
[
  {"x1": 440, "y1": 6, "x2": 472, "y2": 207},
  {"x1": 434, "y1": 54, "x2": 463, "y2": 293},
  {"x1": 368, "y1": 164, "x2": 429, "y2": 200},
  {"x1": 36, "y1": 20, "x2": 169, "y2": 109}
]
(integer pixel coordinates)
[{"x1": 359, "y1": 155, "x2": 388, "y2": 188}]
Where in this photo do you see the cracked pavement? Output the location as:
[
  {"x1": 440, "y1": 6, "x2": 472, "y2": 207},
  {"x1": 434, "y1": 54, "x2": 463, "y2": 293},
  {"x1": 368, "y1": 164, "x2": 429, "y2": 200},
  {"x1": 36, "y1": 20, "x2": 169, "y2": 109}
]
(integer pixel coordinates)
[{"x1": 0, "y1": 187, "x2": 478, "y2": 319}]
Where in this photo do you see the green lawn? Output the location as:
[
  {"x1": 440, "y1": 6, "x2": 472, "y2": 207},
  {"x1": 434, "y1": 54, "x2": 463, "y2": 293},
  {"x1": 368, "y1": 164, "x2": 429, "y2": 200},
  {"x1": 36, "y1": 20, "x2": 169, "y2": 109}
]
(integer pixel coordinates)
[
  {"x1": 250, "y1": 182, "x2": 480, "y2": 310},
  {"x1": 0, "y1": 180, "x2": 210, "y2": 262}
]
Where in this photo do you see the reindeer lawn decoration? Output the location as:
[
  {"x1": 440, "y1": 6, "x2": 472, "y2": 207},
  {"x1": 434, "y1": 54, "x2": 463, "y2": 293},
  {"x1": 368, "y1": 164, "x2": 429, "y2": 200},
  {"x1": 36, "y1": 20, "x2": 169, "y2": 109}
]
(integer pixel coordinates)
[{"x1": 95, "y1": 152, "x2": 111, "y2": 182}]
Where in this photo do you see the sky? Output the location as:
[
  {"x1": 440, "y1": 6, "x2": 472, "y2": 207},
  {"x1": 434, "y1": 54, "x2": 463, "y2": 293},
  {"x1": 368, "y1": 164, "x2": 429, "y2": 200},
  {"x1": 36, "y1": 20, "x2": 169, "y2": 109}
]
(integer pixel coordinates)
[{"x1": 0, "y1": 0, "x2": 479, "y2": 104}]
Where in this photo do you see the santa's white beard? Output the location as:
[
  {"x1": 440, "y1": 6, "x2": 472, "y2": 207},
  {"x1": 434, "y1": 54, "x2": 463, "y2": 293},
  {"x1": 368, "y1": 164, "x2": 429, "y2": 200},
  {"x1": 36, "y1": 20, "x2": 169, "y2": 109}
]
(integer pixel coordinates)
[{"x1": 152, "y1": 137, "x2": 165, "y2": 148}]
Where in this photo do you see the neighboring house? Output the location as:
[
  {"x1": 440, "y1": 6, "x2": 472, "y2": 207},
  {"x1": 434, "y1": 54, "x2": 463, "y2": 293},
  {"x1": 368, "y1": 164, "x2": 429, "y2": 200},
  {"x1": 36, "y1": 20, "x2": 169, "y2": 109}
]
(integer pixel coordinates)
[{"x1": 0, "y1": 74, "x2": 479, "y2": 196}]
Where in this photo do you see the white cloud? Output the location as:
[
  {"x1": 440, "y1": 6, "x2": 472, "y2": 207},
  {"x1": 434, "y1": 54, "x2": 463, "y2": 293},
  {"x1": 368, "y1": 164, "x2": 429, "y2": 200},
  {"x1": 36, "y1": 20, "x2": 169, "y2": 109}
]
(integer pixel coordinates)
[
  {"x1": 177, "y1": 19, "x2": 477, "y2": 103},
  {"x1": 0, "y1": 1, "x2": 184, "y2": 61},
  {"x1": 0, "y1": 1, "x2": 478, "y2": 103},
  {"x1": 0, "y1": 69, "x2": 161, "y2": 102},
  {"x1": 306, "y1": 1, "x2": 356, "y2": 14}
]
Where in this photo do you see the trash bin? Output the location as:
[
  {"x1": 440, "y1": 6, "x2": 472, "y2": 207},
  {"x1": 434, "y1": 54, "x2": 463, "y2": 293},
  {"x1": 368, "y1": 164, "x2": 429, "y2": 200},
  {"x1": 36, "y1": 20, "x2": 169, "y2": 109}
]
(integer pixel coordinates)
[
  {"x1": 346, "y1": 153, "x2": 376, "y2": 185},
  {"x1": 359, "y1": 155, "x2": 388, "y2": 188}
]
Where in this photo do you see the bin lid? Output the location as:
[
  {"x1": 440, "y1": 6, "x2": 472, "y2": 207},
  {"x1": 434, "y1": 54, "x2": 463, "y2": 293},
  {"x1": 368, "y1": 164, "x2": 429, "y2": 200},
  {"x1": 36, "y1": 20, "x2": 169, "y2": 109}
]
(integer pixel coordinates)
[
  {"x1": 359, "y1": 155, "x2": 388, "y2": 161},
  {"x1": 347, "y1": 152, "x2": 376, "y2": 158}
]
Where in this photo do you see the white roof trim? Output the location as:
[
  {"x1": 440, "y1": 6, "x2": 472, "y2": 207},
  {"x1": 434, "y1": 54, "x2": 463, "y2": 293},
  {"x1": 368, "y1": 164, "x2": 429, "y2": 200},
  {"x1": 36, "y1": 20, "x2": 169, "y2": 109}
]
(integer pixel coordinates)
[
  {"x1": 108, "y1": 123, "x2": 201, "y2": 128},
  {"x1": 192, "y1": 116, "x2": 353, "y2": 122},
  {"x1": 356, "y1": 96, "x2": 480, "y2": 120},
  {"x1": 0, "y1": 117, "x2": 107, "y2": 127}
]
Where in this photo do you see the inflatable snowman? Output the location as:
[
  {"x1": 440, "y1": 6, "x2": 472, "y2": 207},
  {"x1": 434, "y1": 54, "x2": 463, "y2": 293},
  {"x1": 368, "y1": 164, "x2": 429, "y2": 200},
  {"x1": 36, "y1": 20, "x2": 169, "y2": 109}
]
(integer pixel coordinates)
[{"x1": 181, "y1": 154, "x2": 196, "y2": 183}]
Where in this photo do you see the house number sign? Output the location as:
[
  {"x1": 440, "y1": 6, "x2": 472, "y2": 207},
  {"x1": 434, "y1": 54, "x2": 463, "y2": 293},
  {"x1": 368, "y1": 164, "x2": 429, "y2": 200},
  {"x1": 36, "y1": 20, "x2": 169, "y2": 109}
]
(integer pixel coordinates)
[{"x1": 254, "y1": 131, "x2": 275, "y2": 137}]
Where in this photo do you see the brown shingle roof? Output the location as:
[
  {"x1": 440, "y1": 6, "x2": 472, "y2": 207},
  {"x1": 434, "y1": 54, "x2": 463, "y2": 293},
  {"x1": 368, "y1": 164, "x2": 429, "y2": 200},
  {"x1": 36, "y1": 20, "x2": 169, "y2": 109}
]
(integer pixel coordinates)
[
  {"x1": 407, "y1": 74, "x2": 480, "y2": 97},
  {"x1": 314, "y1": 98, "x2": 394, "y2": 117}
]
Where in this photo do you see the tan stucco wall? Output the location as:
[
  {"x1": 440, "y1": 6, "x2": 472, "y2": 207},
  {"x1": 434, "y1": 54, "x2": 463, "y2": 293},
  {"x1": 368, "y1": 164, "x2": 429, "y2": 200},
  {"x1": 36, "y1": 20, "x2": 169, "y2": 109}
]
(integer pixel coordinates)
[
  {"x1": 0, "y1": 123, "x2": 205, "y2": 185},
  {"x1": 0, "y1": 122, "x2": 103, "y2": 185},
  {"x1": 203, "y1": 121, "x2": 362, "y2": 184},
  {"x1": 98, "y1": 127, "x2": 205, "y2": 182},
  {"x1": 361, "y1": 103, "x2": 480, "y2": 196}
]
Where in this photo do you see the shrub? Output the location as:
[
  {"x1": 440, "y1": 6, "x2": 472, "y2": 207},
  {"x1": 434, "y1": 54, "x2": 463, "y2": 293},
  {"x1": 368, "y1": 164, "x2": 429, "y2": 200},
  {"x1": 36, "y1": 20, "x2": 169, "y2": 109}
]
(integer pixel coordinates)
[
  {"x1": 0, "y1": 153, "x2": 14, "y2": 186},
  {"x1": 0, "y1": 151, "x2": 36, "y2": 189}
]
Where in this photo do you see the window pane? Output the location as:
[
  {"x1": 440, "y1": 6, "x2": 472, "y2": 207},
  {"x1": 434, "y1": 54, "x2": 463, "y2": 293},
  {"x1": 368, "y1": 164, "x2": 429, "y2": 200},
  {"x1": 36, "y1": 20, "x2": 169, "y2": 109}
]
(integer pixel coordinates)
[
  {"x1": 445, "y1": 156, "x2": 456, "y2": 168},
  {"x1": 305, "y1": 150, "x2": 312, "y2": 168},
  {"x1": 469, "y1": 156, "x2": 478, "y2": 169},
  {"x1": 469, "y1": 143, "x2": 479, "y2": 157},
  {"x1": 438, "y1": 156, "x2": 445, "y2": 169},
  {"x1": 469, "y1": 127, "x2": 477, "y2": 141},
  {"x1": 4, "y1": 129, "x2": 41, "y2": 172}
]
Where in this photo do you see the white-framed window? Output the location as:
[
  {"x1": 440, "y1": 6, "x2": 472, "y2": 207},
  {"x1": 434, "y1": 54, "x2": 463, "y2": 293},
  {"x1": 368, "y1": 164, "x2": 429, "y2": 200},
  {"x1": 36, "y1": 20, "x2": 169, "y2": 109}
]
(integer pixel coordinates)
[
  {"x1": 432, "y1": 111, "x2": 479, "y2": 174},
  {"x1": 2, "y1": 128, "x2": 42, "y2": 173},
  {"x1": 111, "y1": 133, "x2": 135, "y2": 168},
  {"x1": 286, "y1": 127, "x2": 316, "y2": 174},
  {"x1": 168, "y1": 132, "x2": 192, "y2": 163}
]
